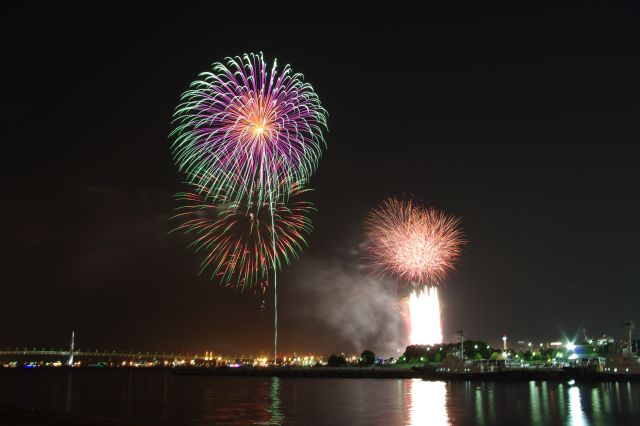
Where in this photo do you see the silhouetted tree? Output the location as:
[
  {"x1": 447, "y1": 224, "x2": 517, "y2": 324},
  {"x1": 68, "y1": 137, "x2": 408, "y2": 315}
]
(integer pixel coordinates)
[
  {"x1": 327, "y1": 354, "x2": 347, "y2": 367},
  {"x1": 360, "y1": 350, "x2": 375, "y2": 366},
  {"x1": 462, "y1": 340, "x2": 491, "y2": 360},
  {"x1": 403, "y1": 344, "x2": 436, "y2": 361}
]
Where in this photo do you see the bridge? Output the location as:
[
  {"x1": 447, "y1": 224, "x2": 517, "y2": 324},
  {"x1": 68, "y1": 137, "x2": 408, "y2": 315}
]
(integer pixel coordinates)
[
  {"x1": 0, "y1": 331, "x2": 202, "y2": 363},
  {"x1": 0, "y1": 349, "x2": 194, "y2": 360}
]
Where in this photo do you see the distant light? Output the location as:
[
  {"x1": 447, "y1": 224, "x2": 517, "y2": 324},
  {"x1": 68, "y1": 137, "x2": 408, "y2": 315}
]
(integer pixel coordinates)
[
  {"x1": 566, "y1": 343, "x2": 576, "y2": 351},
  {"x1": 502, "y1": 336, "x2": 507, "y2": 342},
  {"x1": 568, "y1": 379, "x2": 575, "y2": 385}
]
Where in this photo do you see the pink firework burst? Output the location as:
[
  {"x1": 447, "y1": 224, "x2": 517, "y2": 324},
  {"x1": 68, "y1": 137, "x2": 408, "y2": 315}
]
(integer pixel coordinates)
[{"x1": 365, "y1": 197, "x2": 465, "y2": 285}]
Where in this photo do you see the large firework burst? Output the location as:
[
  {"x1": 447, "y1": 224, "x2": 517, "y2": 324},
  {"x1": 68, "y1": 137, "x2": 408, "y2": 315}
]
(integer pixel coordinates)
[
  {"x1": 365, "y1": 197, "x2": 464, "y2": 285},
  {"x1": 170, "y1": 52, "x2": 327, "y2": 205},
  {"x1": 171, "y1": 183, "x2": 314, "y2": 291}
]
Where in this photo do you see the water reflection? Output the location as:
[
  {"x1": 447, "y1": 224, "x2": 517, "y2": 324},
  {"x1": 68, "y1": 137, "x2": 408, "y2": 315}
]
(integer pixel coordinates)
[
  {"x1": 568, "y1": 385, "x2": 587, "y2": 426},
  {"x1": 255, "y1": 377, "x2": 284, "y2": 426},
  {"x1": 474, "y1": 386, "x2": 484, "y2": 426},
  {"x1": 465, "y1": 380, "x2": 606, "y2": 425},
  {"x1": 162, "y1": 372, "x2": 169, "y2": 423},
  {"x1": 407, "y1": 379, "x2": 449, "y2": 426},
  {"x1": 65, "y1": 371, "x2": 73, "y2": 412},
  {"x1": 529, "y1": 381, "x2": 542, "y2": 425},
  {"x1": 3, "y1": 371, "x2": 640, "y2": 425},
  {"x1": 558, "y1": 383, "x2": 565, "y2": 422},
  {"x1": 591, "y1": 386, "x2": 601, "y2": 415},
  {"x1": 540, "y1": 381, "x2": 550, "y2": 420}
]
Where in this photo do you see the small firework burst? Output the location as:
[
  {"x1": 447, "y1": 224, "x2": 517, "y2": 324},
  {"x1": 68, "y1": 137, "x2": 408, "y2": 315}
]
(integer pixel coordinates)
[
  {"x1": 365, "y1": 197, "x2": 465, "y2": 285},
  {"x1": 172, "y1": 183, "x2": 313, "y2": 291}
]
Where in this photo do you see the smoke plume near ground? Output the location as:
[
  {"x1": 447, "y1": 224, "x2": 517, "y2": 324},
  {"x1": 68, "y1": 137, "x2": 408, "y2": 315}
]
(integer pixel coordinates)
[{"x1": 291, "y1": 257, "x2": 405, "y2": 357}]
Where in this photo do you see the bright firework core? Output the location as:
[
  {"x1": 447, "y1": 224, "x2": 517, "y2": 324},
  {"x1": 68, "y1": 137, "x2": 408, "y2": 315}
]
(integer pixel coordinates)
[{"x1": 405, "y1": 287, "x2": 443, "y2": 345}]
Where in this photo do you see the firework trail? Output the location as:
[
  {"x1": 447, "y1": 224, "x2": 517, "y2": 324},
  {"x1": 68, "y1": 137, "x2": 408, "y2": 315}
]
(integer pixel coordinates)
[
  {"x1": 365, "y1": 197, "x2": 464, "y2": 345},
  {"x1": 169, "y1": 52, "x2": 327, "y2": 363}
]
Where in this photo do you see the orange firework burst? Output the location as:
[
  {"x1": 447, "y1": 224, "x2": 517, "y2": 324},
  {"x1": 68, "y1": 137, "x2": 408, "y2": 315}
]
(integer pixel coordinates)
[{"x1": 365, "y1": 197, "x2": 465, "y2": 285}]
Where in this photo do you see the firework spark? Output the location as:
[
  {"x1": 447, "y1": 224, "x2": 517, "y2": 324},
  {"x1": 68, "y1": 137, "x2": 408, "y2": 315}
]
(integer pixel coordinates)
[
  {"x1": 365, "y1": 197, "x2": 464, "y2": 345},
  {"x1": 401, "y1": 288, "x2": 443, "y2": 345},
  {"x1": 169, "y1": 52, "x2": 327, "y2": 363},
  {"x1": 171, "y1": 183, "x2": 313, "y2": 291},
  {"x1": 170, "y1": 52, "x2": 328, "y2": 205},
  {"x1": 365, "y1": 197, "x2": 464, "y2": 285}
]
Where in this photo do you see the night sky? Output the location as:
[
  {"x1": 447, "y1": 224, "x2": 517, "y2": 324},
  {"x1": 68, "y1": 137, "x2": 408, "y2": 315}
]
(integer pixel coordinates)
[{"x1": 2, "y1": 5, "x2": 639, "y2": 356}]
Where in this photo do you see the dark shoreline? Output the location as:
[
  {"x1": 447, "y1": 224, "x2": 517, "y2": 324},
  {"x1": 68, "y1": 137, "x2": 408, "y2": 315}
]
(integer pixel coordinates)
[
  {"x1": 2, "y1": 366, "x2": 638, "y2": 382},
  {"x1": 173, "y1": 366, "x2": 640, "y2": 381}
]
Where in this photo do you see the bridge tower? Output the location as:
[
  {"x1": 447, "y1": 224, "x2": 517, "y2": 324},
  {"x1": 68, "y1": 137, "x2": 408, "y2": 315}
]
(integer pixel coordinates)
[{"x1": 68, "y1": 330, "x2": 75, "y2": 366}]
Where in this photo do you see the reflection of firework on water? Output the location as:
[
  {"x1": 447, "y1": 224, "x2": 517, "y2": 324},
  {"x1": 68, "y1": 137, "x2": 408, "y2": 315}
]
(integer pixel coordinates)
[
  {"x1": 401, "y1": 288, "x2": 443, "y2": 345},
  {"x1": 406, "y1": 379, "x2": 449, "y2": 426},
  {"x1": 171, "y1": 184, "x2": 313, "y2": 291},
  {"x1": 170, "y1": 52, "x2": 328, "y2": 205},
  {"x1": 365, "y1": 197, "x2": 464, "y2": 285}
]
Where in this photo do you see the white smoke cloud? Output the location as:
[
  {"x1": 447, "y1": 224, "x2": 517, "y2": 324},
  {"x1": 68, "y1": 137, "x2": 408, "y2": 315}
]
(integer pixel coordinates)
[{"x1": 291, "y1": 257, "x2": 406, "y2": 357}]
